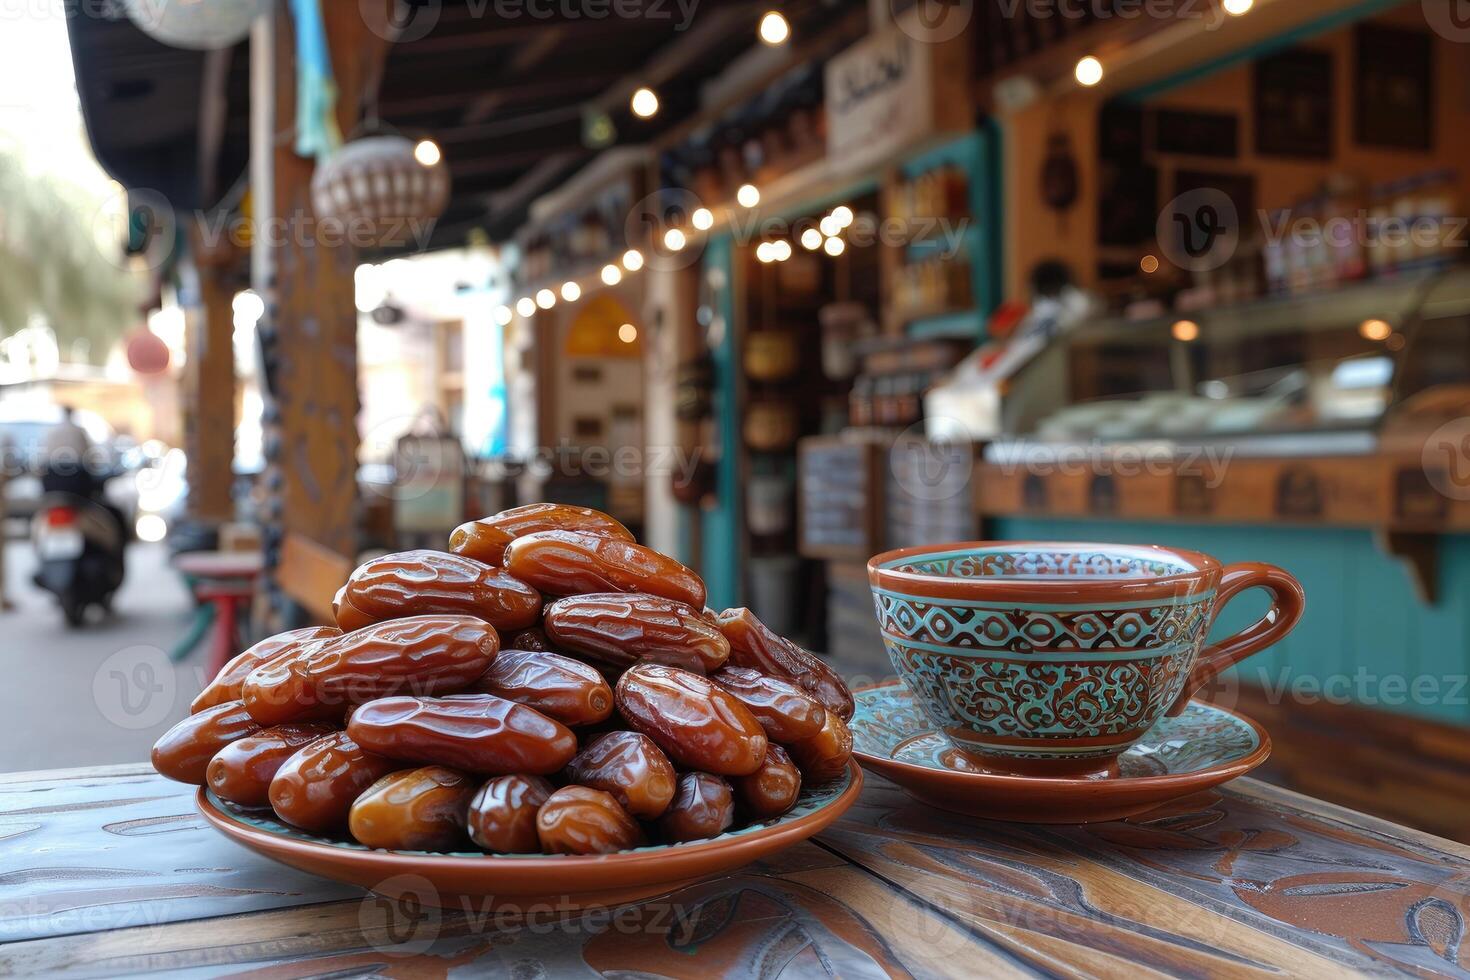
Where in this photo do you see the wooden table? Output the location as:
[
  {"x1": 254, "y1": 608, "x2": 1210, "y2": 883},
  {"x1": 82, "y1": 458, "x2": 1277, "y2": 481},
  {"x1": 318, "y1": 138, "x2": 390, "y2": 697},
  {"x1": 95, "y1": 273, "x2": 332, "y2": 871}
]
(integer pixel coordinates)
[{"x1": 3, "y1": 764, "x2": 1469, "y2": 978}]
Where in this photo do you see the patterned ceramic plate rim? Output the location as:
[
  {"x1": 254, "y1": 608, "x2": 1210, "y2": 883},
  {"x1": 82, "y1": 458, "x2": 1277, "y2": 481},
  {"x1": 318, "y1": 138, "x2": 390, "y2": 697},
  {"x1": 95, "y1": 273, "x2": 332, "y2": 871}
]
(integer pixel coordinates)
[
  {"x1": 197, "y1": 761, "x2": 862, "y2": 866},
  {"x1": 850, "y1": 680, "x2": 1271, "y2": 790}
]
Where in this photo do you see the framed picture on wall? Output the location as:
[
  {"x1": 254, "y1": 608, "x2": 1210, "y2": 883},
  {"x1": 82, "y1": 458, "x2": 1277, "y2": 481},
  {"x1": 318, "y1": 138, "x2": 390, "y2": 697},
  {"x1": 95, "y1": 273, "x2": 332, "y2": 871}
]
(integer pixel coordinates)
[
  {"x1": 1254, "y1": 48, "x2": 1333, "y2": 159},
  {"x1": 1355, "y1": 24, "x2": 1434, "y2": 151},
  {"x1": 1154, "y1": 109, "x2": 1239, "y2": 158}
]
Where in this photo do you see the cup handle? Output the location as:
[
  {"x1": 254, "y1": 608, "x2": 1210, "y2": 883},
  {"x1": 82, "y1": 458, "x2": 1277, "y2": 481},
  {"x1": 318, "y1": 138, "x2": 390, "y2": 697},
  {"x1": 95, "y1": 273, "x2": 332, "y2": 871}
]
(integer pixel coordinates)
[{"x1": 1167, "y1": 562, "x2": 1305, "y2": 717}]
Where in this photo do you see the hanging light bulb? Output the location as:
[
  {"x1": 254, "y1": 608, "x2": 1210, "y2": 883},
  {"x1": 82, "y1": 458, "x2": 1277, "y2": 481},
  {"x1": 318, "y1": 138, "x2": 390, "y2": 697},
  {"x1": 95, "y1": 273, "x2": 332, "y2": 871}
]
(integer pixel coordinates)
[
  {"x1": 515, "y1": 297, "x2": 536, "y2": 317},
  {"x1": 663, "y1": 228, "x2": 687, "y2": 252},
  {"x1": 823, "y1": 236, "x2": 845, "y2": 256},
  {"x1": 736, "y1": 184, "x2": 760, "y2": 208},
  {"x1": 820, "y1": 214, "x2": 842, "y2": 237},
  {"x1": 756, "y1": 243, "x2": 774, "y2": 263},
  {"x1": 631, "y1": 87, "x2": 659, "y2": 118},
  {"x1": 691, "y1": 208, "x2": 714, "y2": 231},
  {"x1": 772, "y1": 240, "x2": 792, "y2": 262},
  {"x1": 1171, "y1": 319, "x2": 1200, "y2": 342},
  {"x1": 493, "y1": 305, "x2": 513, "y2": 326},
  {"x1": 413, "y1": 139, "x2": 442, "y2": 167},
  {"x1": 758, "y1": 11, "x2": 790, "y2": 45},
  {"x1": 601, "y1": 264, "x2": 623, "y2": 285},
  {"x1": 535, "y1": 288, "x2": 556, "y2": 310},
  {"x1": 831, "y1": 205, "x2": 854, "y2": 228},
  {"x1": 618, "y1": 323, "x2": 639, "y2": 344},
  {"x1": 560, "y1": 281, "x2": 581, "y2": 302},
  {"x1": 800, "y1": 228, "x2": 823, "y2": 250},
  {"x1": 1223, "y1": 0, "x2": 1253, "y2": 14},
  {"x1": 622, "y1": 249, "x2": 645, "y2": 271},
  {"x1": 1075, "y1": 56, "x2": 1104, "y2": 87}
]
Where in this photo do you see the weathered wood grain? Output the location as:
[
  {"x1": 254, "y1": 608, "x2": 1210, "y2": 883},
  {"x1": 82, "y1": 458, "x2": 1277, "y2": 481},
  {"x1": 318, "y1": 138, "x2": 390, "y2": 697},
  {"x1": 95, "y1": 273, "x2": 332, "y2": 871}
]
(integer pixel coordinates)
[{"x1": 3, "y1": 766, "x2": 1469, "y2": 978}]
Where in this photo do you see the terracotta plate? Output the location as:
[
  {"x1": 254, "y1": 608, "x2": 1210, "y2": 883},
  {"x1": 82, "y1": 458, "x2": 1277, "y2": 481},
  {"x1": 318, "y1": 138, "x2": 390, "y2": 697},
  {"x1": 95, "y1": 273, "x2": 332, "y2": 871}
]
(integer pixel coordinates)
[
  {"x1": 196, "y1": 761, "x2": 862, "y2": 911},
  {"x1": 850, "y1": 680, "x2": 1269, "y2": 824}
]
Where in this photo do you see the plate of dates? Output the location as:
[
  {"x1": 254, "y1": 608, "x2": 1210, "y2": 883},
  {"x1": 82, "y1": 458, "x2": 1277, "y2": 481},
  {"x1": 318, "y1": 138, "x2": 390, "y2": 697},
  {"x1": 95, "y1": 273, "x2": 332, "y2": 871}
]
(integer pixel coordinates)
[{"x1": 161, "y1": 504, "x2": 862, "y2": 911}]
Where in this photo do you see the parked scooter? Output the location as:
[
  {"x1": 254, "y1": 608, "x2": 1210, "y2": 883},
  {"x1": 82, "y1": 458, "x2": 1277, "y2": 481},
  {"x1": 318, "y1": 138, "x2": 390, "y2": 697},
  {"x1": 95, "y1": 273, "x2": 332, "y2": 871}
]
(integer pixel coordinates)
[{"x1": 31, "y1": 491, "x2": 126, "y2": 626}]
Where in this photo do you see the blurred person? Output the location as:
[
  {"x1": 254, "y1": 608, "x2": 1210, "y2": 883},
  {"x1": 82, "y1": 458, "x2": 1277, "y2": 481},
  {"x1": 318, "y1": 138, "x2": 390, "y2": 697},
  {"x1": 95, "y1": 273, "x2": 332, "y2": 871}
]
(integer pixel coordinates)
[{"x1": 41, "y1": 405, "x2": 97, "y2": 499}]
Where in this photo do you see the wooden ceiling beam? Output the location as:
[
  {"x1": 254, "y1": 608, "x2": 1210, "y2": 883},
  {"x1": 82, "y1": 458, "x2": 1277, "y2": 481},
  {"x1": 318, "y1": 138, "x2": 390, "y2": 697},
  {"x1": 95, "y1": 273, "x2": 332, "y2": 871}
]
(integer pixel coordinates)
[{"x1": 380, "y1": 71, "x2": 619, "y2": 115}]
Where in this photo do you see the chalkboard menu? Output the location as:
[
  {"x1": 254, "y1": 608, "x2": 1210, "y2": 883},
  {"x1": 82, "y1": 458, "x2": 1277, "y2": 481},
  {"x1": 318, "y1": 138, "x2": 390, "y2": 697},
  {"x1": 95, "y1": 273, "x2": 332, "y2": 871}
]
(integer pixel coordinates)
[
  {"x1": 886, "y1": 436, "x2": 980, "y2": 549},
  {"x1": 798, "y1": 437, "x2": 886, "y2": 561}
]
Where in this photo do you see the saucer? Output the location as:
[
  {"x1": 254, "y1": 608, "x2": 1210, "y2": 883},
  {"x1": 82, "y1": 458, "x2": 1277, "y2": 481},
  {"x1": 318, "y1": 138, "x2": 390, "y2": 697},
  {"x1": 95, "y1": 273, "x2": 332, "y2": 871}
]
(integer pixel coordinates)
[{"x1": 850, "y1": 680, "x2": 1270, "y2": 824}]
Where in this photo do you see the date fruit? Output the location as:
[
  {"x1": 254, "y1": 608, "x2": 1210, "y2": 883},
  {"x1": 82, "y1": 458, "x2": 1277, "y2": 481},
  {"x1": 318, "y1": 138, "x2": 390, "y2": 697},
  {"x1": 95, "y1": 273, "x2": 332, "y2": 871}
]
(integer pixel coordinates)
[
  {"x1": 191, "y1": 627, "x2": 340, "y2": 713},
  {"x1": 536, "y1": 786, "x2": 643, "y2": 855},
  {"x1": 151, "y1": 700, "x2": 261, "y2": 785},
  {"x1": 343, "y1": 550, "x2": 541, "y2": 632},
  {"x1": 658, "y1": 773, "x2": 735, "y2": 843},
  {"x1": 710, "y1": 666, "x2": 826, "y2": 743},
  {"x1": 333, "y1": 586, "x2": 376, "y2": 632},
  {"x1": 243, "y1": 615, "x2": 499, "y2": 725},
  {"x1": 565, "y1": 731, "x2": 677, "y2": 819},
  {"x1": 543, "y1": 594, "x2": 729, "y2": 673},
  {"x1": 450, "y1": 503, "x2": 633, "y2": 566},
  {"x1": 615, "y1": 664, "x2": 767, "y2": 776},
  {"x1": 347, "y1": 694, "x2": 577, "y2": 775},
  {"x1": 716, "y1": 608, "x2": 854, "y2": 720},
  {"x1": 469, "y1": 650, "x2": 613, "y2": 727},
  {"x1": 348, "y1": 766, "x2": 477, "y2": 851},
  {"x1": 269, "y1": 732, "x2": 402, "y2": 833},
  {"x1": 786, "y1": 710, "x2": 853, "y2": 784},
  {"x1": 466, "y1": 774, "x2": 554, "y2": 853},
  {"x1": 732, "y1": 745, "x2": 802, "y2": 819},
  {"x1": 504, "y1": 530, "x2": 706, "y2": 609},
  {"x1": 205, "y1": 723, "x2": 335, "y2": 807}
]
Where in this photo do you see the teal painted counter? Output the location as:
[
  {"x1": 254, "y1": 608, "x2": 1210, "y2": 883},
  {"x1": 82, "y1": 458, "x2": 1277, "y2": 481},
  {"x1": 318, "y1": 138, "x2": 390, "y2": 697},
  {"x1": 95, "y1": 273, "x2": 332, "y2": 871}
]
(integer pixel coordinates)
[{"x1": 994, "y1": 518, "x2": 1470, "y2": 726}]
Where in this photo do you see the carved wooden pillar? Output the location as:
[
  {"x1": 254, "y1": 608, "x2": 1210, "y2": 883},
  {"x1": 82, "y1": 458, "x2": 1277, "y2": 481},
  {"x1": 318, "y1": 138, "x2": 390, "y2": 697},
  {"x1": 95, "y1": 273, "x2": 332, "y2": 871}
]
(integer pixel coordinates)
[
  {"x1": 253, "y1": 5, "x2": 388, "y2": 621},
  {"x1": 183, "y1": 230, "x2": 238, "y2": 524}
]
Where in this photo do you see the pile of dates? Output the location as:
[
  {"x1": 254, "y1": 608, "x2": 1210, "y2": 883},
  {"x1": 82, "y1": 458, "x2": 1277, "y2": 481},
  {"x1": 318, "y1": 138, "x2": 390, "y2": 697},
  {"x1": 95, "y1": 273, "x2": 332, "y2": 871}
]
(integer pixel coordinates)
[{"x1": 153, "y1": 503, "x2": 854, "y2": 855}]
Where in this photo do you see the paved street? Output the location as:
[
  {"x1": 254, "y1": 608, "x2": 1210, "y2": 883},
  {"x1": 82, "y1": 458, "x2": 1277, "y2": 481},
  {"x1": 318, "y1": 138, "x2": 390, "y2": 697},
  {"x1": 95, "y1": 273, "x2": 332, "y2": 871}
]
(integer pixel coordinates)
[{"x1": 0, "y1": 537, "x2": 208, "y2": 773}]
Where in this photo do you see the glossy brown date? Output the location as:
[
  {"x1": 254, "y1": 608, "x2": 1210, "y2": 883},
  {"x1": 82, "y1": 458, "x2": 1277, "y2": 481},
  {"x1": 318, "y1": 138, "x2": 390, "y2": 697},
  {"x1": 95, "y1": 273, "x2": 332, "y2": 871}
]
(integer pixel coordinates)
[
  {"x1": 450, "y1": 503, "x2": 633, "y2": 566},
  {"x1": 536, "y1": 786, "x2": 643, "y2": 855},
  {"x1": 658, "y1": 773, "x2": 735, "y2": 843},
  {"x1": 543, "y1": 593, "x2": 729, "y2": 673},
  {"x1": 205, "y1": 723, "x2": 335, "y2": 807},
  {"x1": 716, "y1": 608, "x2": 855, "y2": 720},
  {"x1": 786, "y1": 710, "x2": 853, "y2": 784},
  {"x1": 191, "y1": 627, "x2": 340, "y2": 714},
  {"x1": 269, "y1": 732, "x2": 402, "y2": 833},
  {"x1": 466, "y1": 774, "x2": 554, "y2": 853},
  {"x1": 468, "y1": 650, "x2": 613, "y2": 727},
  {"x1": 343, "y1": 550, "x2": 541, "y2": 632},
  {"x1": 565, "y1": 731, "x2": 677, "y2": 819},
  {"x1": 504, "y1": 530, "x2": 706, "y2": 609},
  {"x1": 347, "y1": 694, "x2": 577, "y2": 775},
  {"x1": 732, "y1": 744, "x2": 802, "y2": 819},
  {"x1": 333, "y1": 585, "x2": 376, "y2": 632},
  {"x1": 506, "y1": 627, "x2": 551, "y2": 651},
  {"x1": 348, "y1": 766, "x2": 477, "y2": 852},
  {"x1": 151, "y1": 700, "x2": 261, "y2": 785},
  {"x1": 242, "y1": 615, "x2": 499, "y2": 725},
  {"x1": 710, "y1": 666, "x2": 827, "y2": 744},
  {"x1": 615, "y1": 664, "x2": 767, "y2": 776}
]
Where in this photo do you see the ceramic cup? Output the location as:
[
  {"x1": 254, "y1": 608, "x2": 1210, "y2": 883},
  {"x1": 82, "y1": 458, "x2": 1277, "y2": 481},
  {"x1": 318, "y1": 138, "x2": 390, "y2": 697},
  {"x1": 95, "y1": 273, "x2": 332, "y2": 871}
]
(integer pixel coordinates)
[{"x1": 867, "y1": 542, "x2": 1304, "y2": 777}]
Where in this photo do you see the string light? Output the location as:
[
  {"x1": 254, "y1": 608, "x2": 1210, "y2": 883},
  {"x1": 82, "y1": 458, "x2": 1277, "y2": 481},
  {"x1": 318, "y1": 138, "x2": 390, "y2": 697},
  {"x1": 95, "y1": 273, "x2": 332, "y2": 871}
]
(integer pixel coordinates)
[
  {"x1": 758, "y1": 10, "x2": 790, "y2": 45},
  {"x1": 601, "y1": 264, "x2": 623, "y2": 285},
  {"x1": 819, "y1": 214, "x2": 842, "y2": 237},
  {"x1": 737, "y1": 184, "x2": 760, "y2": 208},
  {"x1": 831, "y1": 205, "x2": 854, "y2": 228},
  {"x1": 1359, "y1": 318, "x2": 1392, "y2": 341},
  {"x1": 493, "y1": 305, "x2": 513, "y2": 326},
  {"x1": 560, "y1": 281, "x2": 581, "y2": 302},
  {"x1": 413, "y1": 139, "x2": 442, "y2": 166},
  {"x1": 1171, "y1": 319, "x2": 1199, "y2": 342},
  {"x1": 663, "y1": 228, "x2": 687, "y2": 252},
  {"x1": 631, "y1": 87, "x2": 659, "y2": 118},
  {"x1": 756, "y1": 242, "x2": 774, "y2": 263},
  {"x1": 535, "y1": 288, "x2": 556, "y2": 310},
  {"x1": 771, "y1": 240, "x2": 792, "y2": 261},
  {"x1": 1140, "y1": 254, "x2": 1160, "y2": 274},
  {"x1": 1075, "y1": 56, "x2": 1104, "y2": 87},
  {"x1": 618, "y1": 323, "x2": 638, "y2": 343},
  {"x1": 622, "y1": 249, "x2": 644, "y2": 271},
  {"x1": 823, "y1": 236, "x2": 845, "y2": 256},
  {"x1": 692, "y1": 208, "x2": 714, "y2": 231},
  {"x1": 1223, "y1": 0, "x2": 1253, "y2": 14},
  {"x1": 800, "y1": 228, "x2": 823, "y2": 250},
  {"x1": 515, "y1": 297, "x2": 536, "y2": 317}
]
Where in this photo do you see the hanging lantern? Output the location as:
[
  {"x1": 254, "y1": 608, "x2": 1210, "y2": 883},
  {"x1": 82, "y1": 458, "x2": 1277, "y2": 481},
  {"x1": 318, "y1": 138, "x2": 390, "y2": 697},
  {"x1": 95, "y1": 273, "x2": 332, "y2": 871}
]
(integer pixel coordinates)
[
  {"x1": 310, "y1": 136, "x2": 451, "y2": 250},
  {"x1": 124, "y1": 0, "x2": 268, "y2": 51}
]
